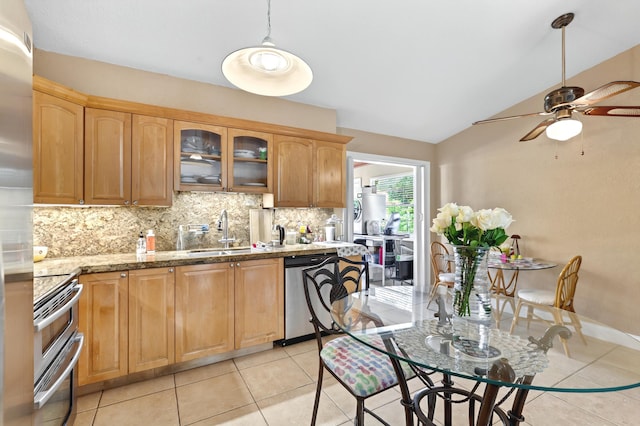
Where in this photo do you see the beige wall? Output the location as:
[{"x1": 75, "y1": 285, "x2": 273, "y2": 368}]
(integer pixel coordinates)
[
  {"x1": 436, "y1": 44, "x2": 640, "y2": 333},
  {"x1": 34, "y1": 49, "x2": 337, "y2": 133}
]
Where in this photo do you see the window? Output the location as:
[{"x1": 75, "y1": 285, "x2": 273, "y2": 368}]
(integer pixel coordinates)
[{"x1": 371, "y1": 173, "x2": 414, "y2": 234}]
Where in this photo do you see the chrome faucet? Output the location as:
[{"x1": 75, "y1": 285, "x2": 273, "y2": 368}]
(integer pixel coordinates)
[{"x1": 217, "y1": 210, "x2": 235, "y2": 248}]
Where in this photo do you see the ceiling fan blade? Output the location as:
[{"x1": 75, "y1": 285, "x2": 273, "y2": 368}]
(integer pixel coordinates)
[
  {"x1": 572, "y1": 81, "x2": 640, "y2": 106},
  {"x1": 473, "y1": 111, "x2": 550, "y2": 125},
  {"x1": 579, "y1": 105, "x2": 640, "y2": 117},
  {"x1": 519, "y1": 118, "x2": 556, "y2": 142}
]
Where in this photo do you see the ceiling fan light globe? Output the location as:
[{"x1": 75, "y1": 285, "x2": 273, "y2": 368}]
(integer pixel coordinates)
[{"x1": 545, "y1": 118, "x2": 583, "y2": 141}]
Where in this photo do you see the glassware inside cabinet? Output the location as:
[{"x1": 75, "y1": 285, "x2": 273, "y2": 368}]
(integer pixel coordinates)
[
  {"x1": 230, "y1": 135, "x2": 269, "y2": 190},
  {"x1": 179, "y1": 128, "x2": 223, "y2": 187}
]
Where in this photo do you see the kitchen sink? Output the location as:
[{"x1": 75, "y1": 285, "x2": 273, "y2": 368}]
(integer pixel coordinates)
[{"x1": 187, "y1": 247, "x2": 253, "y2": 257}]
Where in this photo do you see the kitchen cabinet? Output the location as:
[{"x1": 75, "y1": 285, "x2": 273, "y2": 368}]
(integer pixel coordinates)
[
  {"x1": 33, "y1": 90, "x2": 84, "y2": 204},
  {"x1": 85, "y1": 109, "x2": 174, "y2": 206},
  {"x1": 273, "y1": 135, "x2": 346, "y2": 208},
  {"x1": 175, "y1": 263, "x2": 235, "y2": 362},
  {"x1": 79, "y1": 267, "x2": 176, "y2": 384},
  {"x1": 128, "y1": 267, "x2": 175, "y2": 373},
  {"x1": 234, "y1": 258, "x2": 284, "y2": 348},
  {"x1": 78, "y1": 271, "x2": 128, "y2": 386},
  {"x1": 174, "y1": 121, "x2": 272, "y2": 194}
]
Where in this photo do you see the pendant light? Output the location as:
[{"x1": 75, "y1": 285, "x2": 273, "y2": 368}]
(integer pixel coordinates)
[{"x1": 222, "y1": 0, "x2": 313, "y2": 97}]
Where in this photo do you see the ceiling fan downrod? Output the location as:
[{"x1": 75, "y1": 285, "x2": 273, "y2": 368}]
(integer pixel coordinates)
[{"x1": 551, "y1": 12, "x2": 574, "y2": 88}]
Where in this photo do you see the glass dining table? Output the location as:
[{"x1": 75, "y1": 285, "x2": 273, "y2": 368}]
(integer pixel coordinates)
[
  {"x1": 330, "y1": 286, "x2": 640, "y2": 426},
  {"x1": 487, "y1": 257, "x2": 557, "y2": 296}
]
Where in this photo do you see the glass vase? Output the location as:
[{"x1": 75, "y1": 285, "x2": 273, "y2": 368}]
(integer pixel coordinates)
[{"x1": 452, "y1": 245, "x2": 492, "y2": 323}]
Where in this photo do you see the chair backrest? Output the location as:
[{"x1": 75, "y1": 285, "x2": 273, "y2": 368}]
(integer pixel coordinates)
[
  {"x1": 430, "y1": 241, "x2": 451, "y2": 282},
  {"x1": 302, "y1": 256, "x2": 370, "y2": 348},
  {"x1": 554, "y1": 255, "x2": 582, "y2": 311}
]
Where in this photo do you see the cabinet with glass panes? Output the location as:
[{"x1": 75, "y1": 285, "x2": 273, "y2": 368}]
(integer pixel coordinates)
[
  {"x1": 174, "y1": 122, "x2": 272, "y2": 193},
  {"x1": 174, "y1": 121, "x2": 226, "y2": 191}
]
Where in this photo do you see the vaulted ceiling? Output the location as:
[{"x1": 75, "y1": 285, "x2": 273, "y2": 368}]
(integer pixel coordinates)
[{"x1": 25, "y1": 0, "x2": 640, "y2": 143}]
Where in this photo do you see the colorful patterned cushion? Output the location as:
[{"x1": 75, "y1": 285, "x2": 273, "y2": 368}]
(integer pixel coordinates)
[{"x1": 321, "y1": 334, "x2": 415, "y2": 397}]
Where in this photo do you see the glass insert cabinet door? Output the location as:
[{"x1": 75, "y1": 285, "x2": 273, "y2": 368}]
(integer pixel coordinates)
[
  {"x1": 174, "y1": 121, "x2": 226, "y2": 191},
  {"x1": 227, "y1": 128, "x2": 272, "y2": 193},
  {"x1": 174, "y1": 123, "x2": 272, "y2": 193}
]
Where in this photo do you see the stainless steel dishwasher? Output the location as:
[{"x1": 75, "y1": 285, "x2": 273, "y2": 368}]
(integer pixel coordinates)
[{"x1": 280, "y1": 254, "x2": 335, "y2": 346}]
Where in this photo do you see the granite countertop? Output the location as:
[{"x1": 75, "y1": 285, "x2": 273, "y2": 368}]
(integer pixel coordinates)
[{"x1": 33, "y1": 242, "x2": 366, "y2": 301}]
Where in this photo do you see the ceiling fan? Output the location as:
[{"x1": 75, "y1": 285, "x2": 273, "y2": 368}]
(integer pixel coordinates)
[{"x1": 473, "y1": 12, "x2": 640, "y2": 142}]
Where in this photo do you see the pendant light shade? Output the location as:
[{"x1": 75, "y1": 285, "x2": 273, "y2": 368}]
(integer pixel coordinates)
[
  {"x1": 545, "y1": 117, "x2": 583, "y2": 141},
  {"x1": 221, "y1": 1, "x2": 312, "y2": 97}
]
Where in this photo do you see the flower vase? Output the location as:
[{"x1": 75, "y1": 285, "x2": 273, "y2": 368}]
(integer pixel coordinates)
[{"x1": 452, "y1": 245, "x2": 492, "y2": 323}]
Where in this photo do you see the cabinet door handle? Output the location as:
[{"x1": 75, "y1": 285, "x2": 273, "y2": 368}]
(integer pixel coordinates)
[
  {"x1": 79, "y1": 199, "x2": 85, "y2": 205},
  {"x1": 228, "y1": 187, "x2": 233, "y2": 192},
  {"x1": 168, "y1": 268, "x2": 174, "y2": 273},
  {"x1": 124, "y1": 200, "x2": 130, "y2": 205},
  {"x1": 230, "y1": 263, "x2": 234, "y2": 268},
  {"x1": 120, "y1": 273, "x2": 127, "y2": 278},
  {"x1": 236, "y1": 263, "x2": 240, "y2": 267},
  {"x1": 133, "y1": 200, "x2": 138, "y2": 206}
]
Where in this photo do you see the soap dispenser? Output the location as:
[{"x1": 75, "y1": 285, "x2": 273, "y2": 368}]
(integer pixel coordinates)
[{"x1": 136, "y1": 231, "x2": 146, "y2": 254}]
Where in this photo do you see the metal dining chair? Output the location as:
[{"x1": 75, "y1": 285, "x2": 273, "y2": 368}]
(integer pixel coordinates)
[
  {"x1": 510, "y1": 255, "x2": 585, "y2": 356},
  {"x1": 428, "y1": 241, "x2": 455, "y2": 307},
  {"x1": 302, "y1": 256, "x2": 417, "y2": 426}
]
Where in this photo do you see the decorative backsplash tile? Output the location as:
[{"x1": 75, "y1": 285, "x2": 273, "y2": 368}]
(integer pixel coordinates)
[{"x1": 34, "y1": 192, "x2": 336, "y2": 258}]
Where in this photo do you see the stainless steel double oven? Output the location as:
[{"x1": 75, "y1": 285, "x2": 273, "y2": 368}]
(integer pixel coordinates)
[{"x1": 33, "y1": 272, "x2": 84, "y2": 425}]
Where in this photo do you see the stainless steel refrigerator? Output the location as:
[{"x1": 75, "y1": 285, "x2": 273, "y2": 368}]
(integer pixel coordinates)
[{"x1": 0, "y1": 0, "x2": 34, "y2": 424}]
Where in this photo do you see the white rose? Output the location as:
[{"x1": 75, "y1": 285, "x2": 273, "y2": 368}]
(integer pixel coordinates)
[
  {"x1": 471, "y1": 209, "x2": 493, "y2": 231},
  {"x1": 490, "y1": 208, "x2": 513, "y2": 230},
  {"x1": 457, "y1": 205, "x2": 474, "y2": 224},
  {"x1": 439, "y1": 202, "x2": 459, "y2": 218},
  {"x1": 430, "y1": 211, "x2": 453, "y2": 234}
]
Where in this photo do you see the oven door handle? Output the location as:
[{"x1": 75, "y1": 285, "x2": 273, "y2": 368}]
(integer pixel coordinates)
[
  {"x1": 34, "y1": 283, "x2": 83, "y2": 332},
  {"x1": 34, "y1": 333, "x2": 84, "y2": 409}
]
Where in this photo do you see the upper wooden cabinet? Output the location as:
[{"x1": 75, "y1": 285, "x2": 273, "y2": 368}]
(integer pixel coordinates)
[
  {"x1": 174, "y1": 122, "x2": 273, "y2": 194},
  {"x1": 85, "y1": 108, "x2": 173, "y2": 206},
  {"x1": 33, "y1": 91, "x2": 84, "y2": 204},
  {"x1": 274, "y1": 135, "x2": 346, "y2": 208}
]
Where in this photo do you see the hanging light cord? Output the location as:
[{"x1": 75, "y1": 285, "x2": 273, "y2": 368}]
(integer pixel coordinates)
[{"x1": 264, "y1": 0, "x2": 273, "y2": 42}]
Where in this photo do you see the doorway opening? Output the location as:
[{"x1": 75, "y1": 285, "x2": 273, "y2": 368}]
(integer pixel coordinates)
[{"x1": 346, "y1": 152, "x2": 429, "y2": 293}]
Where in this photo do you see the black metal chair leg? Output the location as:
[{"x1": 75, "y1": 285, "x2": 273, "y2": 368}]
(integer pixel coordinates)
[{"x1": 310, "y1": 363, "x2": 324, "y2": 426}]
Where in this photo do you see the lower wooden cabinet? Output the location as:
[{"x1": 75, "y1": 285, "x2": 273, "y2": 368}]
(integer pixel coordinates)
[
  {"x1": 78, "y1": 267, "x2": 175, "y2": 385},
  {"x1": 128, "y1": 267, "x2": 175, "y2": 373},
  {"x1": 234, "y1": 258, "x2": 284, "y2": 349},
  {"x1": 78, "y1": 259, "x2": 284, "y2": 386},
  {"x1": 78, "y1": 271, "x2": 128, "y2": 386},
  {"x1": 175, "y1": 263, "x2": 235, "y2": 362}
]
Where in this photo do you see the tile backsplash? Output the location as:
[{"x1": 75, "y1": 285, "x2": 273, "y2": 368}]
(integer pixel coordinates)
[{"x1": 34, "y1": 192, "x2": 336, "y2": 258}]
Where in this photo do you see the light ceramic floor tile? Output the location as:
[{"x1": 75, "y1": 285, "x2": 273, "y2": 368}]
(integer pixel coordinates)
[
  {"x1": 93, "y1": 389, "x2": 179, "y2": 426},
  {"x1": 320, "y1": 375, "x2": 400, "y2": 419},
  {"x1": 77, "y1": 390, "x2": 101, "y2": 412},
  {"x1": 100, "y1": 374, "x2": 175, "y2": 406},
  {"x1": 282, "y1": 338, "x2": 317, "y2": 356},
  {"x1": 73, "y1": 409, "x2": 96, "y2": 426},
  {"x1": 257, "y1": 382, "x2": 349, "y2": 426},
  {"x1": 176, "y1": 371, "x2": 254, "y2": 425},
  {"x1": 187, "y1": 403, "x2": 268, "y2": 426},
  {"x1": 175, "y1": 359, "x2": 237, "y2": 387},
  {"x1": 233, "y1": 346, "x2": 289, "y2": 370},
  {"x1": 291, "y1": 348, "x2": 321, "y2": 381},
  {"x1": 522, "y1": 393, "x2": 617, "y2": 426},
  {"x1": 238, "y1": 357, "x2": 313, "y2": 401}
]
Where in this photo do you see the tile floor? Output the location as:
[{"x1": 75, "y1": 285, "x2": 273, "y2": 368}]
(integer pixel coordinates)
[{"x1": 74, "y1": 337, "x2": 640, "y2": 426}]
